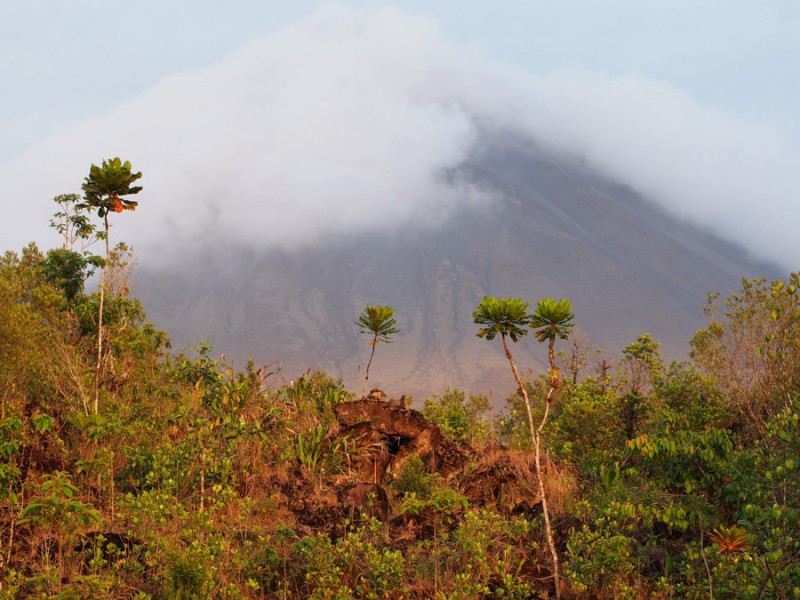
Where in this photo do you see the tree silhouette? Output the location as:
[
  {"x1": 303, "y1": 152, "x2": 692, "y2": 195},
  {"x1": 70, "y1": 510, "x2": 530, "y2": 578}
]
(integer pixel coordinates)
[
  {"x1": 79, "y1": 158, "x2": 142, "y2": 413},
  {"x1": 356, "y1": 305, "x2": 399, "y2": 391}
]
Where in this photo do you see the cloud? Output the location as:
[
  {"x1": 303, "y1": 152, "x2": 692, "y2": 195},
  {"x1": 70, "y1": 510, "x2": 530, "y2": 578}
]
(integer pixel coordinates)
[
  {"x1": 515, "y1": 71, "x2": 800, "y2": 267},
  {"x1": 1, "y1": 3, "x2": 798, "y2": 269}
]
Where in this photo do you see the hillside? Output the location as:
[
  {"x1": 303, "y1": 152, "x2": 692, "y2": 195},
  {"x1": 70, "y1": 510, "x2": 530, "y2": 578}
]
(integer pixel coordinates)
[
  {"x1": 135, "y1": 131, "x2": 777, "y2": 399},
  {"x1": 2, "y1": 237, "x2": 799, "y2": 597}
]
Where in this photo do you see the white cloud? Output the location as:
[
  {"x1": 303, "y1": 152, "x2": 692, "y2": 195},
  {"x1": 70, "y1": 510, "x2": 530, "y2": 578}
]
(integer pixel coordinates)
[
  {"x1": 1, "y1": 3, "x2": 798, "y2": 269},
  {"x1": 513, "y1": 71, "x2": 800, "y2": 265}
]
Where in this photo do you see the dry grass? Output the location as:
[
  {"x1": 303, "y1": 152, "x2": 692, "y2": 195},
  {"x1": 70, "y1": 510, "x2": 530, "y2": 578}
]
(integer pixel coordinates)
[{"x1": 542, "y1": 455, "x2": 579, "y2": 517}]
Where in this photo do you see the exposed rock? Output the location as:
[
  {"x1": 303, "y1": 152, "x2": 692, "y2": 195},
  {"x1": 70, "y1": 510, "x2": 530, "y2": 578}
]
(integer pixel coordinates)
[
  {"x1": 335, "y1": 422, "x2": 394, "y2": 483},
  {"x1": 333, "y1": 392, "x2": 468, "y2": 482},
  {"x1": 285, "y1": 393, "x2": 554, "y2": 542},
  {"x1": 363, "y1": 388, "x2": 388, "y2": 402}
]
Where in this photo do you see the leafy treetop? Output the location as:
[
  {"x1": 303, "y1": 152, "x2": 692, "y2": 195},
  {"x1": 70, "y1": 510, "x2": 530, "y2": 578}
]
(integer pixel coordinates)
[
  {"x1": 49, "y1": 193, "x2": 102, "y2": 250},
  {"x1": 80, "y1": 157, "x2": 143, "y2": 218},
  {"x1": 473, "y1": 296, "x2": 529, "y2": 343},
  {"x1": 529, "y1": 298, "x2": 575, "y2": 343},
  {"x1": 356, "y1": 305, "x2": 400, "y2": 345}
]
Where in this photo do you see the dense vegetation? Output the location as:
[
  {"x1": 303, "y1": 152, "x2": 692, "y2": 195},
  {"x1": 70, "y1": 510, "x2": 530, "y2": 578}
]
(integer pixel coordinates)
[{"x1": 0, "y1": 166, "x2": 798, "y2": 598}]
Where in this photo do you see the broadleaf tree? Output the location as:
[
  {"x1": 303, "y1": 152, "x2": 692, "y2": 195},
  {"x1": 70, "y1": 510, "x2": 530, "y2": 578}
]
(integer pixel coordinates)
[
  {"x1": 40, "y1": 194, "x2": 104, "y2": 303},
  {"x1": 79, "y1": 158, "x2": 142, "y2": 413}
]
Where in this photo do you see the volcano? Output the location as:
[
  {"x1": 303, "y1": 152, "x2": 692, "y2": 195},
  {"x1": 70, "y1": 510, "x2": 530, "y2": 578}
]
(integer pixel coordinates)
[{"x1": 135, "y1": 131, "x2": 778, "y2": 400}]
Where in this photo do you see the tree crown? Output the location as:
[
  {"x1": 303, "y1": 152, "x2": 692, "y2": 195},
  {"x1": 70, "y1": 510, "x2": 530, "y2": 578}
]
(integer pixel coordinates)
[
  {"x1": 473, "y1": 296, "x2": 530, "y2": 342},
  {"x1": 80, "y1": 157, "x2": 143, "y2": 218},
  {"x1": 356, "y1": 305, "x2": 399, "y2": 344},
  {"x1": 529, "y1": 297, "x2": 575, "y2": 343}
]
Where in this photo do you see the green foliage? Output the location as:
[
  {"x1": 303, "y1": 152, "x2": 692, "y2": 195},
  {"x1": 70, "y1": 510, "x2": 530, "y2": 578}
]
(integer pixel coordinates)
[
  {"x1": 356, "y1": 305, "x2": 399, "y2": 344},
  {"x1": 15, "y1": 472, "x2": 102, "y2": 595},
  {"x1": 165, "y1": 549, "x2": 212, "y2": 599},
  {"x1": 80, "y1": 157, "x2": 143, "y2": 218},
  {"x1": 295, "y1": 425, "x2": 327, "y2": 472},
  {"x1": 475, "y1": 295, "x2": 574, "y2": 598},
  {"x1": 42, "y1": 194, "x2": 104, "y2": 302},
  {"x1": 175, "y1": 342, "x2": 263, "y2": 413},
  {"x1": 651, "y1": 361, "x2": 731, "y2": 430},
  {"x1": 0, "y1": 415, "x2": 24, "y2": 507},
  {"x1": 621, "y1": 332, "x2": 661, "y2": 364},
  {"x1": 0, "y1": 244, "x2": 97, "y2": 416},
  {"x1": 19, "y1": 472, "x2": 101, "y2": 529},
  {"x1": 565, "y1": 525, "x2": 639, "y2": 599},
  {"x1": 617, "y1": 333, "x2": 662, "y2": 395},
  {"x1": 423, "y1": 387, "x2": 490, "y2": 446},
  {"x1": 4, "y1": 184, "x2": 800, "y2": 597},
  {"x1": 547, "y1": 381, "x2": 622, "y2": 469},
  {"x1": 447, "y1": 510, "x2": 534, "y2": 598},
  {"x1": 676, "y1": 507, "x2": 799, "y2": 600},
  {"x1": 356, "y1": 305, "x2": 400, "y2": 385},
  {"x1": 297, "y1": 522, "x2": 408, "y2": 599},
  {"x1": 473, "y1": 296, "x2": 529, "y2": 342},
  {"x1": 628, "y1": 425, "x2": 733, "y2": 499},
  {"x1": 493, "y1": 379, "x2": 546, "y2": 450},
  {"x1": 391, "y1": 455, "x2": 434, "y2": 499},
  {"x1": 49, "y1": 193, "x2": 102, "y2": 249},
  {"x1": 282, "y1": 370, "x2": 352, "y2": 420},
  {"x1": 400, "y1": 486, "x2": 468, "y2": 526},
  {"x1": 529, "y1": 297, "x2": 575, "y2": 344},
  {"x1": 691, "y1": 273, "x2": 800, "y2": 437},
  {"x1": 38, "y1": 247, "x2": 104, "y2": 302},
  {"x1": 77, "y1": 158, "x2": 144, "y2": 413}
]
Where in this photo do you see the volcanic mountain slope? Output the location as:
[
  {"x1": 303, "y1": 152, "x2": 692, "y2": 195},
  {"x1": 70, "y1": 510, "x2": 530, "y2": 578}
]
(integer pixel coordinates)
[{"x1": 135, "y1": 132, "x2": 778, "y2": 400}]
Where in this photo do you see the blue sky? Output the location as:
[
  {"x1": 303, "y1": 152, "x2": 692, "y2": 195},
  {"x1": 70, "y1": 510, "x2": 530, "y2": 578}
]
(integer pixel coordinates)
[{"x1": 1, "y1": 1, "x2": 798, "y2": 267}]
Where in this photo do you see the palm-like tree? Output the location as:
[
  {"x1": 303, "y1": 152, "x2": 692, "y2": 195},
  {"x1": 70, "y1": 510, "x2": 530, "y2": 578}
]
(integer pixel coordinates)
[
  {"x1": 473, "y1": 296, "x2": 530, "y2": 392},
  {"x1": 474, "y1": 295, "x2": 574, "y2": 600},
  {"x1": 356, "y1": 305, "x2": 399, "y2": 391},
  {"x1": 80, "y1": 158, "x2": 142, "y2": 413},
  {"x1": 530, "y1": 297, "x2": 575, "y2": 396}
]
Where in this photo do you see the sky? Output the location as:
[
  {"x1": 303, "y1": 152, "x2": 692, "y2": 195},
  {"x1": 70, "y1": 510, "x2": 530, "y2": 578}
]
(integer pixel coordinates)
[{"x1": 1, "y1": 1, "x2": 799, "y2": 269}]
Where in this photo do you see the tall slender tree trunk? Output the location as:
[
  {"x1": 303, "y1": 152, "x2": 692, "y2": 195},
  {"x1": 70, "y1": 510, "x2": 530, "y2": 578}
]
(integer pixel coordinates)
[
  {"x1": 501, "y1": 334, "x2": 561, "y2": 600},
  {"x1": 93, "y1": 214, "x2": 109, "y2": 414},
  {"x1": 363, "y1": 333, "x2": 378, "y2": 395}
]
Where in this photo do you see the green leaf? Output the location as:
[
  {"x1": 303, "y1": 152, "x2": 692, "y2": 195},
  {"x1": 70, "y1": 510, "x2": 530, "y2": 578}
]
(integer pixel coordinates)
[{"x1": 32, "y1": 413, "x2": 53, "y2": 433}]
